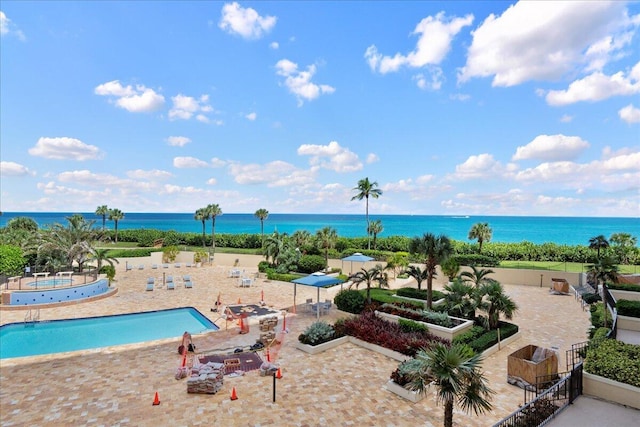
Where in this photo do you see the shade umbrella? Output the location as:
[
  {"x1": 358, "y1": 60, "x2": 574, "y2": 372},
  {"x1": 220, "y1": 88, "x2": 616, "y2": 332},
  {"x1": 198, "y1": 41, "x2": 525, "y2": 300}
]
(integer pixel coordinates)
[
  {"x1": 341, "y1": 253, "x2": 374, "y2": 275},
  {"x1": 292, "y1": 272, "x2": 343, "y2": 319}
]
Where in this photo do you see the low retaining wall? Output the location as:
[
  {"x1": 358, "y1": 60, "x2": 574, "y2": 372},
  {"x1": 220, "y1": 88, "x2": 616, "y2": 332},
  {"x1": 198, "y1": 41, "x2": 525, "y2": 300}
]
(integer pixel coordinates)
[
  {"x1": 610, "y1": 289, "x2": 640, "y2": 302},
  {"x1": 583, "y1": 371, "x2": 640, "y2": 410},
  {"x1": 375, "y1": 310, "x2": 474, "y2": 341},
  {"x1": 616, "y1": 314, "x2": 640, "y2": 332},
  {"x1": 3, "y1": 279, "x2": 110, "y2": 306}
]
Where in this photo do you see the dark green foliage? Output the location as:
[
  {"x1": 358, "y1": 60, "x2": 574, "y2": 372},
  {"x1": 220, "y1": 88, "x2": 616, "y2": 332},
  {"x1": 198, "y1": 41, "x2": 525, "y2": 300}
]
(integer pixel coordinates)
[
  {"x1": 265, "y1": 271, "x2": 299, "y2": 282},
  {"x1": 584, "y1": 338, "x2": 640, "y2": 387},
  {"x1": 589, "y1": 303, "x2": 606, "y2": 330},
  {"x1": 334, "y1": 289, "x2": 366, "y2": 314},
  {"x1": 608, "y1": 283, "x2": 640, "y2": 292},
  {"x1": 399, "y1": 318, "x2": 429, "y2": 333},
  {"x1": 450, "y1": 254, "x2": 500, "y2": 267},
  {"x1": 452, "y1": 326, "x2": 486, "y2": 345},
  {"x1": 0, "y1": 245, "x2": 26, "y2": 275},
  {"x1": 616, "y1": 299, "x2": 640, "y2": 318},
  {"x1": 396, "y1": 287, "x2": 445, "y2": 302},
  {"x1": 258, "y1": 261, "x2": 270, "y2": 272},
  {"x1": 297, "y1": 254, "x2": 326, "y2": 273},
  {"x1": 466, "y1": 322, "x2": 519, "y2": 353},
  {"x1": 298, "y1": 321, "x2": 338, "y2": 346},
  {"x1": 100, "y1": 264, "x2": 116, "y2": 284},
  {"x1": 106, "y1": 248, "x2": 160, "y2": 258},
  {"x1": 582, "y1": 293, "x2": 601, "y2": 304}
]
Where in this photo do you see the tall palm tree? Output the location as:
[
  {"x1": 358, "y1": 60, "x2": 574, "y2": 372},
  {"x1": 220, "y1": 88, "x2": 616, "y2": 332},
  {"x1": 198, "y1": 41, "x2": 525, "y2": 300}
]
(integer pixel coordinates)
[
  {"x1": 264, "y1": 231, "x2": 287, "y2": 266},
  {"x1": 588, "y1": 235, "x2": 609, "y2": 259},
  {"x1": 407, "y1": 343, "x2": 494, "y2": 427},
  {"x1": 368, "y1": 219, "x2": 383, "y2": 250},
  {"x1": 587, "y1": 256, "x2": 619, "y2": 288},
  {"x1": 351, "y1": 177, "x2": 382, "y2": 250},
  {"x1": 403, "y1": 265, "x2": 429, "y2": 291},
  {"x1": 206, "y1": 204, "x2": 222, "y2": 255},
  {"x1": 95, "y1": 205, "x2": 109, "y2": 231},
  {"x1": 194, "y1": 207, "x2": 210, "y2": 247},
  {"x1": 316, "y1": 226, "x2": 338, "y2": 269},
  {"x1": 479, "y1": 280, "x2": 518, "y2": 330},
  {"x1": 108, "y1": 209, "x2": 124, "y2": 243},
  {"x1": 39, "y1": 215, "x2": 102, "y2": 272},
  {"x1": 468, "y1": 222, "x2": 492, "y2": 253},
  {"x1": 255, "y1": 208, "x2": 269, "y2": 247},
  {"x1": 460, "y1": 266, "x2": 495, "y2": 288},
  {"x1": 350, "y1": 264, "x2": 387, "y2": 304},
  {"x1": 609, "y1": 232, "x2": 637, "y2": 264},
  {"x1": 291, "y1": 230, "x2": 312, "y2": 252},
  {"x1": 409, "y1": 233, "x2": 453, "y2": 309}
]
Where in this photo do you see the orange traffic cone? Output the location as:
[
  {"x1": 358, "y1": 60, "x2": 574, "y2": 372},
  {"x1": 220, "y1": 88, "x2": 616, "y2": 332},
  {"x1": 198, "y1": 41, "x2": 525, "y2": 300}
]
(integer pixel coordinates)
[
  {"x1": 282, "y1": 313, "x2": 287, "y2": 331},
  {"x1": 266, "y1": 347, "x2": 271, "y2": 362},
  {"x1": 237, "y1": 297, "x2": 241, "y2": 304},
  {"x1": 230, "y1": 386, "x2": 238, "y2": 401},
  {"x1": 276, "y1": 368, "x2": 282, "y2": 379},
  {"x1": 181, "y1": 352, "x2": 187, "y2": 367},
  {"x1": 152, "y1": 391, "x2": 160, "y2": 406}
]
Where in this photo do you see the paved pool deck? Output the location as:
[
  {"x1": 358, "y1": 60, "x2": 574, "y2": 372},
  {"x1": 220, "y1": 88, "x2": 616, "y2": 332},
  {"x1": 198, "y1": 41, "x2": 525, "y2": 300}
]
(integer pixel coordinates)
[{"x1": 0, "y1": 254, "x2": 602, "y2": 426}]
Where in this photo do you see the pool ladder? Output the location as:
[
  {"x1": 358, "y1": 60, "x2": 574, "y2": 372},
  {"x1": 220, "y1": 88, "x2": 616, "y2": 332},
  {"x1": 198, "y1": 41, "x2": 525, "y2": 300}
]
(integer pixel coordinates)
[{"x1": 24, "y1": 309, "x2": 40, "y2": 324}]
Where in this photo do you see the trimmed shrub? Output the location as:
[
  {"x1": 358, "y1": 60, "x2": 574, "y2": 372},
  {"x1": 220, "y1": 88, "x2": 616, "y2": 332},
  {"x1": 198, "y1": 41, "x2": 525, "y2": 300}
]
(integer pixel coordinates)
[
  {"x1": 607, "y1": 283, "x2": 640, "y2": 293},
  {"x1": 582, "y1": 293, "x2": 601, "y2": 304},
  {"x1": 106, "y1": 248, "x2": 160, "y2": 258},
  {"x1": 257, "y1": 261, "x2": 271, "y2": 273},
  {"x1": 616, "y1": 299, "x2": 640, "y2": 318},
  {"x1": 584, "y1": 338, "x2": 640, "y2": 387},
  {"x1": 467, "y1": 322, "x2": 519, "y2": 353},
  {"x1": 265, "y1": 271, "x2": 299, "y2": 283},
  {"x1": 396, "y1": 287, "x2": 445, "y2": 302},
  {"x1": 298, "y1": 321, "x2": 337, "y2": 346},
  {"x1": 399, "y1": 318, "x2": 429, "y2": 334},
  {"x1": 452, "y1": 326, "x2": 486, "y2": 345},
  {"x1": 334, "y1": 289, "x2": 366, "y2": 314},
  {"x1": 297, "y1": 254, "x2": 326, "y2": 273},
  {"x1": 450, "y1": 254, "x2": 500, "y2": 267}
]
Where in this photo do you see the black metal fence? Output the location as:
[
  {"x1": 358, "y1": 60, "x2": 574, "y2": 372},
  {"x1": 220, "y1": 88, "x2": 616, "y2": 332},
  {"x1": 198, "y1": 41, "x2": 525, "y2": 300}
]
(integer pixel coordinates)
[{"x1": 493, "y1": 363, "x2": 583, "y2": 427}]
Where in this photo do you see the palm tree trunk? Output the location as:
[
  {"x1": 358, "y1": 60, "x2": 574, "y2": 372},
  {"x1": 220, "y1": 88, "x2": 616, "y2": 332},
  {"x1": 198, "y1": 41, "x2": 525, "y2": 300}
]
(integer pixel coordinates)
[
  {"x1": 426, "y1": 276, "x2": 433, "y2": 309},
  {"x1": 201, "y1": 221, "x2": 206, "y2": 247},
  {"x1": 115, "y1": 221, "x2": 119, "y2": 243},
  {"x1": 444, "y1": 400, "x2": 454, "y2": 427},
  {"x1": 366, "y1": 196, "x2": 370, "y2": 250},
  {"x1": 212, "y1": 218, "x2": 217, "y2": 255}
]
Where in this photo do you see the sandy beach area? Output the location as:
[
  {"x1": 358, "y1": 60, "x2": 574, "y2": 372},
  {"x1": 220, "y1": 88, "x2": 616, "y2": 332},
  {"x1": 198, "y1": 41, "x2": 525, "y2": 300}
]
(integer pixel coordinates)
[{"x1": 0, "y1": 253, "x2": 591, "y2": 426}]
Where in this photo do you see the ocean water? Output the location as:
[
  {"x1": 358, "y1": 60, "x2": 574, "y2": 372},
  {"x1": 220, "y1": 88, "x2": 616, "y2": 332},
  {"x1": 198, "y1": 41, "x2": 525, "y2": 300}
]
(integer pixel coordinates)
[{"x1": 0, "y1": 212, "x2": 638, "y2": 246}]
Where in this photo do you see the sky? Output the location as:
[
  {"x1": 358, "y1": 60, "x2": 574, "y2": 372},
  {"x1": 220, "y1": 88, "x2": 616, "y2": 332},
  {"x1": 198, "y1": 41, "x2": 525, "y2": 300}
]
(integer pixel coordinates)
[{"x1": 1, "y1": 1, "x2": 639, "y2": 217}]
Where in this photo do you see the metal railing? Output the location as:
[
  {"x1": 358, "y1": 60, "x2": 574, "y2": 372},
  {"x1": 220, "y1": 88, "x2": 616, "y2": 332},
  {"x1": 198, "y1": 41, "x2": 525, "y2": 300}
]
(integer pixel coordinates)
[{"x1": 493, "y1": 363, "x2": 583, "y2": 427}]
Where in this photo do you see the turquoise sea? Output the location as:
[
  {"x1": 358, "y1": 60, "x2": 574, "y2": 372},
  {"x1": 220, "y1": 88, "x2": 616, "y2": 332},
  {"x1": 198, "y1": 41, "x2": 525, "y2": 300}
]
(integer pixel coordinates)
[{"x1": 1, "y1": 212, "x2": 638, "y2": 246}]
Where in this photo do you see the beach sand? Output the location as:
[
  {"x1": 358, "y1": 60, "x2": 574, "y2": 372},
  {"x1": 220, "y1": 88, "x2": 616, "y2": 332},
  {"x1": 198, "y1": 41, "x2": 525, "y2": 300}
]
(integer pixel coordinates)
[{"x1": 0, "y1": 253, "x2": 590, "y2": 426}]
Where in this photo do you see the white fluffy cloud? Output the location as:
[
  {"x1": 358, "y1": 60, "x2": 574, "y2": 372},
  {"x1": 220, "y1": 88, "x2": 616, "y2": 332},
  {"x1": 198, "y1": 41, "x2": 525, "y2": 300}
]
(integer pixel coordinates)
[
  {"x1": 28, "y1": 137, "x2": 102, "y2": 160},
  {"x1": 229, "y1": 160, "x2": 314, "y2": 187},
  {"x1": 618, "y1": 103, "x2": 640, "y2": 123},
  {"x1": 173, "y1": 156, "x2": 210, "y2": 168},
  {"x1": 94, "y1": 80, "x2": 165, "y2": 112},
  {"x1": 0, "y1": 161, "x2": 32, "y2": 176},
  {"x1": 297, "y1": 141, "x2": 362, "y2": 173},
  {"x1": 451, "y1": 153, "x2": 511, "y2": 180},
  {"x1": 365, "y1": 12, "x2": 473, "y2": 75},
  {"x1": 275, "y1": 59, "x2": 335, "y2": 106},
  {"x1": 126, "y1": 169, "x2": 173, "y2": 180},
  {"x1": 0, "y1": 11, "x2": 25, "y2": 41},
  {"x1": 512, "y1": 134, "x2": 590, "y2": 161},
  {"x1": 545, "y1": 62, "x2": 640, "y2": 106},
  {"x1": 219, "y1": 2, "x2": 276, "y2": 39},
  {"x1": 245, "y1": 112, "x2": 257, "y2": 121},
  {"x1": 459, "y1": 2, "x2": 636, "y2": 86},
  {"x1": 166, "y1": 136, "x2": 191, "y2": 147},
  {"x1": 169, "y1": 94, "x2": 213, "y2": 121}
]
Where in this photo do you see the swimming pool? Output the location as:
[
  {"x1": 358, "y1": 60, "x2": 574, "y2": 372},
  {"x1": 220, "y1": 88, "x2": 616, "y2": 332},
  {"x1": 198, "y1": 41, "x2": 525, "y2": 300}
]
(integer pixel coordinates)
[
  {"x1": 0, "y1": 307, "x2": 218, "y2": 359},
  {"x1": 27, "y1": 278, "x2": 73, "y2": 288}
]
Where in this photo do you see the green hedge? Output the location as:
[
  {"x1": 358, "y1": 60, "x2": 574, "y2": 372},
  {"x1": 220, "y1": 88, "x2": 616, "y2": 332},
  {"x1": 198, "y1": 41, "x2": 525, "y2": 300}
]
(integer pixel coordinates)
[
  {"x1": 450, "y1": 254, "x2": 500, "y2": 267},
  {"x1": 467, "y1": 322, "x2": 519, "y2": 353},
  {"x1": 107, "y1": 248, "x2": 161, "y2": 258},
  {"x1": 616, "y1": 299, "x2": 640, "y2": 318},
  {"x1": 608, "y1": 283, "x2": 640, "y2": 293},
  {"x1": 395, "y1": 287, "x2": 446, "y2": 302},
  {"x1": 585, "y1": 338, "x2": 640, "y2": 388},
  {"x1": 265, "y1": 270, "x2": 300, "y2": 283},
  {"x1": 334, "y1": 289, "x2": 366, "y2": 314}
]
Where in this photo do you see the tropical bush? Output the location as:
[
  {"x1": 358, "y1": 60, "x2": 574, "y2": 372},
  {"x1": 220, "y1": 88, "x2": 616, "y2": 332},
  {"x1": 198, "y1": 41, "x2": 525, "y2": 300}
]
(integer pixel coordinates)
[
  {"x1": 616, "y1": 299, "x2": 640, "y2": 318},
  {"x1": 376, "y1": 303, "x2": 462, "y2": 328},
  {"x1": 298, "y1": 321, "x2": 342, "y2": 346},
  {"x1": 450, "y1": 254, "x2": 500, "y2": 267},
  {"x1": 162, "y1": 246, "x2": 179, "y2": 262},
  {"x1": 0, "y1": 245, "x2": 25, "y2": 276},
  {"x1": 396, "y1": 287, "x2": 446, "y2": 302},
  {"x1": 106, "y1": 248, "x2": 159, "y2": 258},
  {"x1": 334, "y1": 289, "x2": 366, "y2": 314},
  {"x1": 584, "y1": 338, "x2": 640, "y2": 387},
  {"x1": 452, "y1": 326, "x2": 486, "y2": 345},
  {"x1": 465, "y1": 322, "x2": 519, "y2": 353},
  {"x1": 399, "y1": 318, "x2": 429, "y2": 334},
  {"x1": 390, "y1": 358, "x2": 426, "y2": 387},
  {"x1": 297, "y1": 255, "x2": 326, "y2": 274},
  {"x1": 582, "y1": 293, "x2": 601, "y2": 304},
  {"x1": 341, "y1": 311, "x2": 449, "y2": 357}
]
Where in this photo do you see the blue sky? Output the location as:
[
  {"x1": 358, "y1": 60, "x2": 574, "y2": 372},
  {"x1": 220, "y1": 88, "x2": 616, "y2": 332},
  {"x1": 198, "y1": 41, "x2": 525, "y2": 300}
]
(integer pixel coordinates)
[{"x1": 1, "y1": 1, "x2": 639, "y2": 217}]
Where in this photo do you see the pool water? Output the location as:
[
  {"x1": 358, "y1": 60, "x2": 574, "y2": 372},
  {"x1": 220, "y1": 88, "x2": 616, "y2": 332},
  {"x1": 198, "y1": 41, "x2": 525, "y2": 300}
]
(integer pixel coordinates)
[
  {"x1": 0, "y1": 307, "x2": 218, "y2": 359},
  {"x1": 28, "y1": 278, "x2": 73, "y2": 287}
]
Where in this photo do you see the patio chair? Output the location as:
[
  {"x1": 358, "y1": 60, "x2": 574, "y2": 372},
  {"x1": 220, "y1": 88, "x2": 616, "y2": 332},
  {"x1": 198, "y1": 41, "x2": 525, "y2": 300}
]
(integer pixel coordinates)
[
  {"x1": 138, "y1": 264, "x2": 144, "y2": 270},
  {"x1": 162, "y1": 263, "x2": 169, "y2": 269},
  {"x1": 167, "y1": 279, "x2": 175, "y2": 290},
  {"x1": 323, "y1": 299, "x2": 332, "y2": 311},
  {"x1": 146, "y1": 278, "x2": 154, "y2": 291},
  {"x1": 175, "y1": 263, "x2": 182, "y2": 268},
  {"x1": 151, "y1": 264, "x2": 158, "y2": 269},
  {"x1": 305, "y1": 298, "x2": 313, "y2": 312},
  {"x1": 184, "y1": 278, "x2": 193, "y2": 289}
]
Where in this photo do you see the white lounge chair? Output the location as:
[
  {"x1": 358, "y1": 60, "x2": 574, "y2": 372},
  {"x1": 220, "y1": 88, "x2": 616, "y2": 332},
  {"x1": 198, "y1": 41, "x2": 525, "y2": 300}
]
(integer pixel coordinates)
[
  {"x1": 167, "y1": 278, "x2": 175, "y2": 290},
  {"x1": 146, "y1": 278, "x2": 154, "y2": 291},
  {"x1": 138, "y1": 264, "x2": 144, "y2": 270},
  {"x1": 151, "y1": 264, "x2": 158, "y2": 269},
  {"x1": 184, "y1": 279, "x2": 193, "y2": 289}
]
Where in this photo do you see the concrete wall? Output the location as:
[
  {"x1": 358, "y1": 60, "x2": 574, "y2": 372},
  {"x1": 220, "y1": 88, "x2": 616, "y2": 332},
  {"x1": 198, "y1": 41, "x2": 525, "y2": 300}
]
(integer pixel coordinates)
[{"x1": 583, "y1": 371, "x2": 640, "y2": 410}]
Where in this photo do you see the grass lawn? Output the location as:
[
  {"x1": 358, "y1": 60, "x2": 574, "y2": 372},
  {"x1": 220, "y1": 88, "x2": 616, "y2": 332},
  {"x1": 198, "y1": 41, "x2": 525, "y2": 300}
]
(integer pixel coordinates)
[{"x1": 499, "y1": 260, "x2": 640, "y2": 274}]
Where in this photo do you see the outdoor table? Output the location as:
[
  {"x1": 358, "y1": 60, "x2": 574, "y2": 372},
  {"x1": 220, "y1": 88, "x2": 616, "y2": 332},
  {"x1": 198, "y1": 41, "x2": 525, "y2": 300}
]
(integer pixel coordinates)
[
  {"x1": 230, "y1": 269, "x2": 241, "y2": 278},
  {"x1": 240, "y1": 278, "x2": 252, "y2": 287}
]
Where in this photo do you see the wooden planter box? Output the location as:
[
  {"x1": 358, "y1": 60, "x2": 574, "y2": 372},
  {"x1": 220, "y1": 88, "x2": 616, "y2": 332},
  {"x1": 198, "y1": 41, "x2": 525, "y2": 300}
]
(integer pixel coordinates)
[{"x1": 507, "y1": 344, "x2": 558, "y2": 388}]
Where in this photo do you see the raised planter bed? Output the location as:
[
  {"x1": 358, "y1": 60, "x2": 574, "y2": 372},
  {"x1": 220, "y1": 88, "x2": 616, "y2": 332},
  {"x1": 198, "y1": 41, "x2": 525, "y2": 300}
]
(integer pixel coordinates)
[
  {"x1": 295, "y1": 336, "x2": 410, "y2": 361},
  {"x1": 610, "y1": 289, "x2": 640, "y2": 302},
  {"x1": 393, "y1": 294, "x2": 446, "y2": 307},
  {"x1": 480, "y1": 331, "x2": 522, "y2": 358},
  {"x1": 374, "y1": 310, "x2": 474, "y2": 341},
  {"x1": 616, "y1": 314, "x2": 640, "y2": 332},
  {"x1": 294, "y1": 336, "x2": 349, "y2": 355},
  {"x1": 583, "y1": 371, "x2": 640, "y2": 410},
  {"x1": 385, "y1": 379, "x2": 434, "y2": 403}
]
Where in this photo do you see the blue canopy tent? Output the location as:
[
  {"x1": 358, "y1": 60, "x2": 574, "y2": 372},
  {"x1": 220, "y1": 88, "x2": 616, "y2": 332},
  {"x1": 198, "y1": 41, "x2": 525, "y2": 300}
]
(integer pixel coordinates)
[
  {"x1": 292, "y1": 272, "x2": 343, "y2": 319},
  {"x1": 341, "y1": 252, "x2": 374, "y2": 275}
]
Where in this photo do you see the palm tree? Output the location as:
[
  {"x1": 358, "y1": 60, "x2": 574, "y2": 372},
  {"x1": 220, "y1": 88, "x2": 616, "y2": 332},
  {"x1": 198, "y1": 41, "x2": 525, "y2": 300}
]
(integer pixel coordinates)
[
  {"x1": 407, "y1": 343, "x2": 494, "y2": 427},
  {"x1": 206, "y1": 204, "x2": 222, "y2": 255},
  {"x1": 409, "y1": 233, "x2": 453, "y2": 309},
  {"x1": 39, "y1": 214, "x2": 102, "y2": 272},
  {"x1": 460, "y1": 266, "x2": 495, "y2": 288},
  {"x1": 291, "y1": 230, "x2": 312, "y2": 252},
  {"x1": 403, "y1": 265, "x2": 429, "y2": 291},
  {"x1": 443, "y1": 279, "x2": 478, "y2": 319},
  {"x1": 264, "y1": 231, "x2": 287, "y2": 266},
  {"x1": 255, "y1": 208, "x2": 269, "y2": 247},
  {"x1": 351, "y1": 177, "x2": 382, "y2": 250},
  {"x1": 479, "y1": 280, "x2": 518, "y2": 330},
  {"x1": 440, "y1": 257, "x2": 460, "y2": 282},
  {"x1": 89, "y1": 248, "x2": 119, "y2": 271},
  {"x1": 194, "y1": 208, "x2": 210, "y2": 247},
  {"x1": 108, "y1": 209, "x2": 124, "y2": 243},
  {"x1": 367, "y1": 219, "x2": 383, "y2": 250},
  {"x1": 587, "y1": 256, "x2": 619, "y2": 288},
  {"x1": 350, "y1": 264, "x2": 387, "y2": 304},
  {"x1": 468, "y1": 222, "x2": 492, "y2": 253},
  {"x1": 609, "y1": 232, "x2": 637, "y2": 264},
  {"x1": 316, "y1": 226, "x2": 338, "y2": 269},
  {"x1": 95, "y1": 205, "x2": 109, "y2": 231},
  {"x1": 588, "y1": 235, "x2": 609, "y2": 259}
]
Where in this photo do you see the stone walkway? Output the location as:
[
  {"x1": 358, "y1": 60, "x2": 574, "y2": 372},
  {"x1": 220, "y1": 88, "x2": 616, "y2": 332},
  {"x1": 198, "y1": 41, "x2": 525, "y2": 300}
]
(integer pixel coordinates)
[{"x1": 0, "y1": 255, "x2": 591, "y2": 426}]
